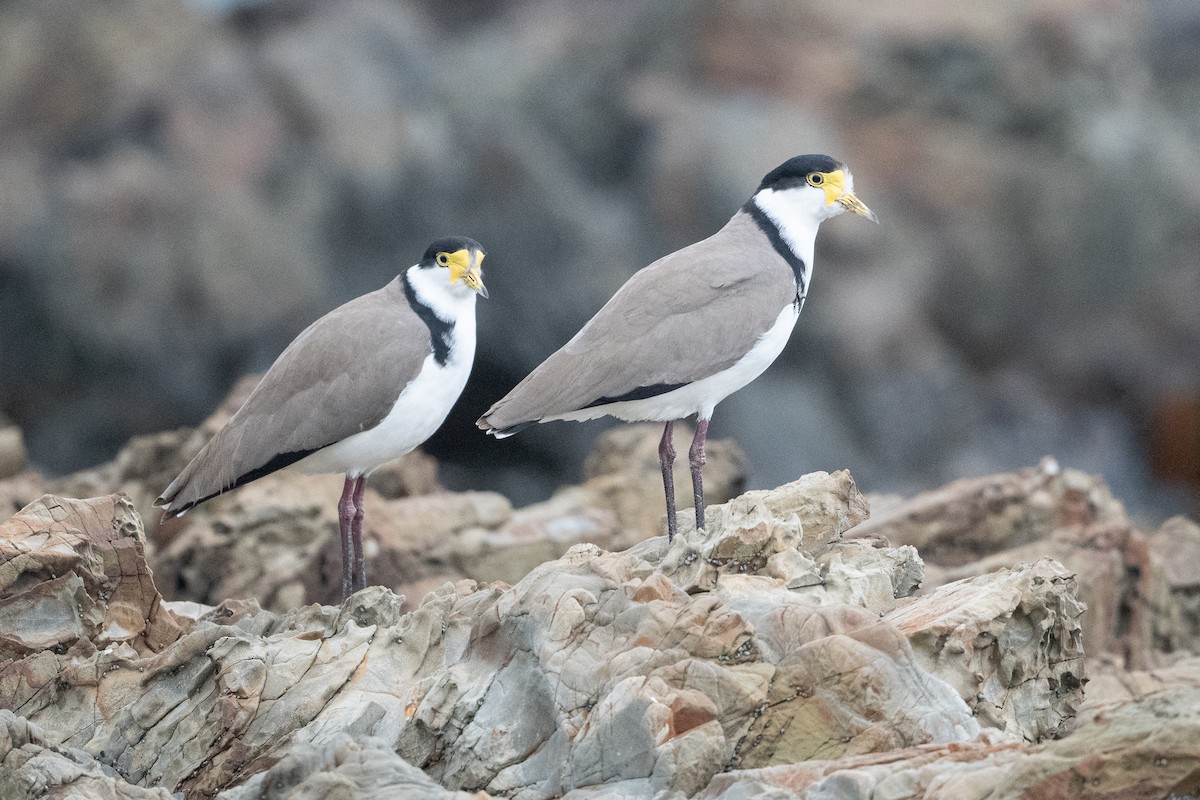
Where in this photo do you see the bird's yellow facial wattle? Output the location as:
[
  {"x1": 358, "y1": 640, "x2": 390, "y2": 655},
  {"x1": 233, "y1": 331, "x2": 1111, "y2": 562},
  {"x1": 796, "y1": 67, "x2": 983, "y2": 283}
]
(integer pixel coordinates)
[
  {"x1": 806, "y1": 169, "x2": 878, "y2": 223},
  {"x1": 437, "y1": 249, "x2": 489, "y2": 298}
]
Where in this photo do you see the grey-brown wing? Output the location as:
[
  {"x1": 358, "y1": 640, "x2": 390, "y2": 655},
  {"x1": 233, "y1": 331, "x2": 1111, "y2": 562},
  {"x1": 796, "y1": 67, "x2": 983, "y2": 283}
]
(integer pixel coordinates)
[
  {"x1": 158, "y1": 280, "x2": 431, "y2": 513},
  {"x1": 480, "y1": 224, "x2": 795, "y2": 431}
]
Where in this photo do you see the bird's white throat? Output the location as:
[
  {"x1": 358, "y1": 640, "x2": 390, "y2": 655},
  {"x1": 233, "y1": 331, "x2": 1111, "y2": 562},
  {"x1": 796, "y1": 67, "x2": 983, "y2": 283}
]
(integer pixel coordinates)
[
  {"x1": 752, "y1": 185, "x2": 844, "y2": 292},
  {"x1": 405, "y1": 263, "x2": 479, "y2": 322}
]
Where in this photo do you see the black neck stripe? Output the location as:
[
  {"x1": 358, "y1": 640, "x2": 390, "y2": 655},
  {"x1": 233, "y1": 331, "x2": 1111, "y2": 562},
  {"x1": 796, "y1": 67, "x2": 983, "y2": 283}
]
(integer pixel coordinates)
[
  {"x1": 402, "y1": 272, "x2": 454, "y2": 366},
  {"x1": 744, "y1": 201, "x2": 807, "y2": 296}
]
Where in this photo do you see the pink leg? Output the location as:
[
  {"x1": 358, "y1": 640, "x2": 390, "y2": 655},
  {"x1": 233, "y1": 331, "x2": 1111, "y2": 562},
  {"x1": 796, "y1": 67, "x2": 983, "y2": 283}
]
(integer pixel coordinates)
[
  {"x1": 337, "y1": 476, "x2": 356, "y2": 600},
  {"x1": 351, "y1": 475, "x2": 367, "y2": 592},
  {"x1": 659, "y1": 421, "x2": 677, "y2": 541},
  {"x1": 689, "y1": 418, "x2": 709, "y2": 531}
]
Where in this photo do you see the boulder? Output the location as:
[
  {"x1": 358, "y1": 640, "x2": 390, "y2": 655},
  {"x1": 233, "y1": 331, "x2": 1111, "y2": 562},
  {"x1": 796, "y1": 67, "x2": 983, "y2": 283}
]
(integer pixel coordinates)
[
  {"x1": 0, "y1": 494, "x2": 182, "y2": 661},
  {"x1": 851, "y1": 460, "x2": 1157, "y2": 666},
  {"x1": 886, "y1": 559, "x2": 1085, "y2": 742},
  {"x1": 701, "y1": 658, "x2": 1200, "y2": 800},
  {"x1": 1141, "y1": 515, "x2": 1200, "y2": 658}
]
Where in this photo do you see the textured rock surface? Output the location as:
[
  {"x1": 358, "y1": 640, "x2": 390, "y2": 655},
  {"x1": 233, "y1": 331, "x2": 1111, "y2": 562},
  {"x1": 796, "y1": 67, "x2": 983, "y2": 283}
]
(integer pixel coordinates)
[
  {"x1": 0, "y1": 494, "x2": 182, "y2": 660},
  {"x1": 217, "y1": 734, "x2": 484, "y2": 800},
  {"x1": 0, "y1": 470, "x2": 1015, "y2": 798},
  {"x1": 701, "y1": 660, "x2": 1200, "y2": 800},
  {"x1": 3, "y1": 456, "x2": 1197, "y2": 798},
  {"x1": 886, "y1": 559, "x2": 1085, "y2": 742},
  {"x1": 1142, "y1": 515, "x2": 1200, "y2": 657},
  {"x1": 853, "y1": 460, "x2": 1155, "y2": 665},
  {"x1": 1, "y1": 710, "x2": 174, "y2": 800}
]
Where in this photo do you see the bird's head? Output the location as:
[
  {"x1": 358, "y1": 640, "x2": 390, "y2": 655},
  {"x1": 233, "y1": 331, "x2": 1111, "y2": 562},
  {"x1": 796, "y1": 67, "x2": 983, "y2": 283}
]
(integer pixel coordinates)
[
  {"x1": 753, "y1": 154, "x2": 878, "y2": 226},
  {"x1": 420, "y1": 237, "x2": 489, "y2": 299}
]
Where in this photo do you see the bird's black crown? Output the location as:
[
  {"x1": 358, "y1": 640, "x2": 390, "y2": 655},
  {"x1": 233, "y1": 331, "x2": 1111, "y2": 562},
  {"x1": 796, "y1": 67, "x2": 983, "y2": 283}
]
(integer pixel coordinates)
[
  {"x1": 421, "y1": 236, "x2": 485, "y2": 266},
  {"x1": 756, "y1": 154, "x2": 843, "y2": 193}
]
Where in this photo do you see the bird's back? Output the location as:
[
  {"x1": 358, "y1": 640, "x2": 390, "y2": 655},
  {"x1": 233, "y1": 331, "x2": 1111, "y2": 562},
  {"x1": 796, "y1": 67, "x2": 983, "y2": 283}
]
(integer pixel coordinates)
[{"x1": 479, "y1": 211, "x2": 797, "y2": 433}]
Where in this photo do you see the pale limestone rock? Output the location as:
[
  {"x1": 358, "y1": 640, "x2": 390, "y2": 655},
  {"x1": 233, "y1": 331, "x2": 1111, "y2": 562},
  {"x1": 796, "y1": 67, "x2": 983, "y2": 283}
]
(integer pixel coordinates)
[
  {"x1": 216, "y1": 734, "x2": 482, "y2": 800},
  {"x1": 0, "y1": 711, "x2": 174, "y2": 800},
  {"x1": 851, "y1": 462, "x2": 1150, "y2": 665},
  {"x1": 662, "y1": 471, "x2": 873, "y2": 594},
  {"x1": 701, "y1": 665, "x2": 1200, "y2": 800},
  {"x1": 0, "y1": 494, "x2": 183, "y2": 661},
  {"x1": 886, "y1": 559, "x2": 1086, "y2": 742},
  {"x1": 1142, "y1": 516, "x2": 1200, "y2": 657},
  {"x1": 0, "y1": 457, "x2": 1188, "y2": 800},
  {"x1": 1, "y1": 471, "x2": 1005, "y2": 798}
]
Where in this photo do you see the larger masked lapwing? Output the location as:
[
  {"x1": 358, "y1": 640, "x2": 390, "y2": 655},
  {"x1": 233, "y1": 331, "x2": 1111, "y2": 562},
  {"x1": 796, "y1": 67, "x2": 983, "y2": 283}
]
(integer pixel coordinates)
[
  {"x1": 158, "y1": 237, "x2": 488, "y2": 599},
  {"x1": 478, "y1": 155, "x2": 875, "y2": 540}
]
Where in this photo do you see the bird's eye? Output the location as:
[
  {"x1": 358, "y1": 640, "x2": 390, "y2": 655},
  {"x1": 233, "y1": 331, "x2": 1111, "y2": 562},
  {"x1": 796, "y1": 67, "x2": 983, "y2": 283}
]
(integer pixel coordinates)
[
  {"x1": 437, "y1": 254, "x2": 449, "y2": 266},
  {"x1": 807, "y1": 173, "x2": 824, "y2": 186}
]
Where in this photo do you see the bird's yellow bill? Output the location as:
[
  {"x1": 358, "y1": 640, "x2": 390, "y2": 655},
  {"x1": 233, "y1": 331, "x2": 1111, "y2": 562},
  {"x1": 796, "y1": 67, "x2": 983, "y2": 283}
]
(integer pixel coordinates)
[
  {"x1": 837, "y1": 191, "x2": 878, "y2": 223},
  {"x1": 447, "y1": 249, "x2": 489, "y2": 298},
  {"x1": 818, "y1": 169, "x2": 878, "y2": 223}
]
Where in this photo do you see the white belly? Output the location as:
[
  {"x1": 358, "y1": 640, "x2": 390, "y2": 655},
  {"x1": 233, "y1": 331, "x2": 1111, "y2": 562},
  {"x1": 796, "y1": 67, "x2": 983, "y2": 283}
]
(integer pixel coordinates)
[
  {"x1": 293, "y1": 336, "x2": 475, "y2": 477},
  {"x1": 550, "y1": 302, "x2": 800, "y2": 424}
]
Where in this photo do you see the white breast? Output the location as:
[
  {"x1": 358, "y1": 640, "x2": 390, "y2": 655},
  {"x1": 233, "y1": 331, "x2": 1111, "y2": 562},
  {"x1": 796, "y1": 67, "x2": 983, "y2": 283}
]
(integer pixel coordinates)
[{"x1": 548, "y1": 302, "x2": 800, "y2": 424}]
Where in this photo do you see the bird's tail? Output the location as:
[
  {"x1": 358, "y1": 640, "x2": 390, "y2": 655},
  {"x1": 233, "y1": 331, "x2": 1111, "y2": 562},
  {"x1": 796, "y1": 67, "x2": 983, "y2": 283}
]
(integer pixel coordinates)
[
  {"x1": 476, "y1": 415, "x2": 534, "y2": 438},
  {"x1": 155, "y1": 473, "x2": 192, "y2": 518}
]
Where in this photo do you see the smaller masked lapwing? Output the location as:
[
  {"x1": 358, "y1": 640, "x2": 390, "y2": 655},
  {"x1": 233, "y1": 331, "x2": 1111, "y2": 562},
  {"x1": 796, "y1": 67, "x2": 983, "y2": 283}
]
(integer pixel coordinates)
[
  {"x1": 478, "y1": 155, "x2": 875, "y2": 540},
  {"x1": 158, "y1": 237, "x2": 488, "y2": 599}
]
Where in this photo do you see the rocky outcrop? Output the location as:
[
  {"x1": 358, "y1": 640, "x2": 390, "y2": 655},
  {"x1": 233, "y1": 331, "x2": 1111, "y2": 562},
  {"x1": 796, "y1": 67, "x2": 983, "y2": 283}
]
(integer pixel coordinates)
[
  {"x1": 1, "y1": 711, "x2": 174, "y2": 800},
  {"x1": 0, "y1": 468, "x2": 1075, "y2": 798},
  {"x1": 700, "y1": 662, "x2": 1200, "y2": 800},
  {"x1": 0, "y1": 494, "x2": 183, "y2": 660},
  {"x1": 3, "y1": 447, "x2": 1198, "y2": 798},
  {"x1": 1142, "y1": 515, "x2": 1200, "y2": 657},
  {"x1": 887, "y1": 559, "x2": 1085, "y2": 742},
  {"x1": 852, "y1": 459, "x2": 1164, "y2": 667}
]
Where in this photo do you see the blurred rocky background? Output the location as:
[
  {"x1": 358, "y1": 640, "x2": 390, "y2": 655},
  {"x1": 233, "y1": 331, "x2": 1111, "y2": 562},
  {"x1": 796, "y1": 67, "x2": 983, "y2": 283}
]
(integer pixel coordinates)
[{"x1": 1, "y1": 0, "x2": 1199, "y2": 518}]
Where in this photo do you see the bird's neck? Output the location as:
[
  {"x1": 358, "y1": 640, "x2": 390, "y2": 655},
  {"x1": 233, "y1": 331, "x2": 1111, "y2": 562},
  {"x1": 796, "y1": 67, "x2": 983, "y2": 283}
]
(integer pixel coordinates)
[
  {"x1": 745, "y1": 192, "x2": 820, "y2": 297},
  {"x1": 402, "y1": 265, "x2": 477, "y2": 324},
  {"x1": 401, "y1": 266, "x2": 477, "y2": 367}
]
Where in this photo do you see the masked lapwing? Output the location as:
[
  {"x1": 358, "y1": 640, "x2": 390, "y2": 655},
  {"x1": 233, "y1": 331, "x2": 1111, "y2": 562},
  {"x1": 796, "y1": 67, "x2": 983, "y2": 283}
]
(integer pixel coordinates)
[
  {"x1": 158, "y1": 237, "x2": 488, "y2": 600},
  {"x1": 478, "y1": 155, "x2": 875, "y2": 540}
]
